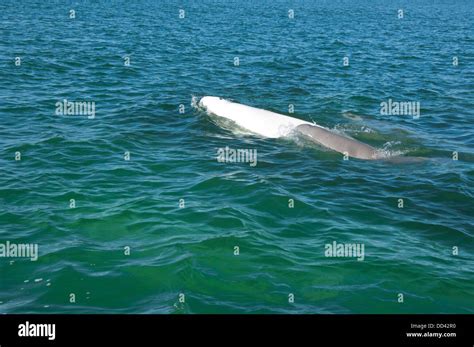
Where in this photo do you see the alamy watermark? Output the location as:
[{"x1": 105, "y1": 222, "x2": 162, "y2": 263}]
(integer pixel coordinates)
[
  {"x1": 380, "y1": 98, "x2": 420, "y2": 119},
  {"x1": 55, "y1": 99, "x2": 96, "y2": 119},
  {"x1": 325, "y1": 241, "x2": 365, "y2": 261},
  {"x1": 0, "y1": 241, "x2": 38, "y2": 261},
  {"x1": 18, "y1": 321, "x2": 55, "y2": 340},
  {"x1": 217, "y1": 146, "x2": 257, "y2": 167}
]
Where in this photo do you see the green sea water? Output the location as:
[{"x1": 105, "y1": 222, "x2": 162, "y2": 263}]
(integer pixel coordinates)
[{"x1": 0, "y1": 0, "x2": 473, "y2": 313}]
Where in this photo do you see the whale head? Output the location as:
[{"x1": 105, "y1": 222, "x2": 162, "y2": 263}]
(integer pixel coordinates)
[{"x1": 199, "y1": 96, "x2": 223, "y2": 109}]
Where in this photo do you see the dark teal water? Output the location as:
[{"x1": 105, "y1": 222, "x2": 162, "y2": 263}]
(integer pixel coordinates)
[{"x1": 0, "y1": 0, "x2": 473, "y2": 313}]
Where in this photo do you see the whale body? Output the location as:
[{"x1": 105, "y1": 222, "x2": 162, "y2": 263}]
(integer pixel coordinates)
[
  {"x1": 199, "y1": 96, "x2": 313, "y2": 138},
  {"x1": 199, "y1": 96, "x2": 385, "y2": 160},
  {"x1": 295, "y1": 124, "x2": 383, "y2": 160}
]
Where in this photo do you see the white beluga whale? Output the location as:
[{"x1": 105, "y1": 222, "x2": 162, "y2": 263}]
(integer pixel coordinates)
[{"x1": 199, "y1": 96, "x2": 417, "y2": 161}]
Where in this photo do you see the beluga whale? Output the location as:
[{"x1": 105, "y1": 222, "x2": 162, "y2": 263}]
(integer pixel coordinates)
[{"x1": 199, "y1": 96, "x2": 390, "y2": 160}]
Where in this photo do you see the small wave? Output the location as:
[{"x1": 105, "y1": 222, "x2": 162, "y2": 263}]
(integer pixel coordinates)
[
  {"x1": 342, "y1": 112, "x2": 364, "y2": 121},
  {"x1": 374, "y1": 141, "x2": 408, "y2": 158},
  {"x1": 190, "y1": 95, "x2": 199, "y2": 109},
  {"x1": 334, "y1": 123, "x2": 376, "y2": 135}
]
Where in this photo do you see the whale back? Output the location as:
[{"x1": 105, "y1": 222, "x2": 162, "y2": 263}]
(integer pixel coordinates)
[{"x1": 200, "y1": 96, "x2": 312, "y2": 138}]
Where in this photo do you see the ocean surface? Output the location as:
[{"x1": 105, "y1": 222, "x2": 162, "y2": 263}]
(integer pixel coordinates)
[{"x1": 0, "y1": 0, "x2": 473, "y2": 313}]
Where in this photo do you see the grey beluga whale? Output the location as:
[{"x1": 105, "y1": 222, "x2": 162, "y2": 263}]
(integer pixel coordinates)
[{"x1": 199, "y1": 96, "x2": 418, "y2": 161}]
